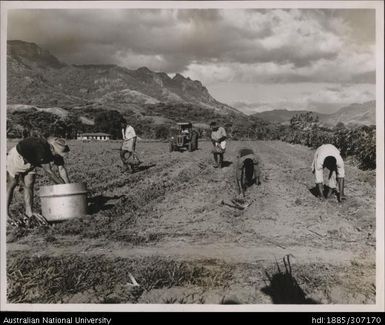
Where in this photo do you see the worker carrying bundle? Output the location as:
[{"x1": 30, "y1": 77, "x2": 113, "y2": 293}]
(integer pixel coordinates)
[
  {"x1": 120, "y1": 121, "x2": 141, "y2": 172},
  {"x1": 210, "y1": 121, "x2": 227, "y2": 168}
]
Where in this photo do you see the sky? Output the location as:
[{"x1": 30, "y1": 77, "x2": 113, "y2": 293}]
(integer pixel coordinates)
[{"x1": 7, "y1": 8, "x2": 376, "y2": 114}]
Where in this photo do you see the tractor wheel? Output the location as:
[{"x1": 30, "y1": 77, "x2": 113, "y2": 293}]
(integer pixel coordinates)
[
  {"x1": 192, "y1": 133, "x2": 198, "y2": 151},
  {"x1": 169, "y1": 142, "x2": 174, "y2": 152}
]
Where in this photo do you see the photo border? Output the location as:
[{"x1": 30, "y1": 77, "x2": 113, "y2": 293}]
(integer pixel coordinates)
[{"x1": 1, "y1": 0, "x2": 384, "y2": 312}]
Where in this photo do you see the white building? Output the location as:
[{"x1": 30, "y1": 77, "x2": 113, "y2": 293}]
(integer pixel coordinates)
[{"x1": 77, "y1": 132, "x2": 111, "y2": 141}]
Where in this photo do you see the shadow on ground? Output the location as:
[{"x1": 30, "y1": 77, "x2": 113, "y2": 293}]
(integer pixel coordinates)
[
  {"x1": 119, "y1": 163, "x2": 157, "y2": 174},
  {"x1": 221, "y1": 161, "x2": 233, "y2": 168},
  {"x1": 261, "y1": 255, "x2": 319, "y2": 304},
  {"x1": 88, "y1": 195, "x2": 125, "y2": 214},
  {"x1": 309, "y1": 186, "x2": 338, "y2": 199},
  {"x1": 133, "y1": 163, "x2": 156, "y2": 173}
]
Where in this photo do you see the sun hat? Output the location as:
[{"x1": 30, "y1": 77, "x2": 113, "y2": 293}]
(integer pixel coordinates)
[{"x1": 47, "y1": 137, "x2": 70, "y2": 157}]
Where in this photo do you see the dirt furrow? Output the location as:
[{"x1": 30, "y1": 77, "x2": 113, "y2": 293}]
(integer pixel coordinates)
[{"x1": 6, "y1": 140, "x2": 376, "y2": 304}]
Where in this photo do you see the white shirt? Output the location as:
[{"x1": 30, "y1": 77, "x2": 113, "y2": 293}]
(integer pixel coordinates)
[
  {"x1": 211, "y1": 127, "x2": 227, "y2": 142},
  {"x1": 312, "y1": 144, "x2": 345, "y2": 183},
  {"x1": 122, "y1": 125, "x2": 136, "y2": 140}
]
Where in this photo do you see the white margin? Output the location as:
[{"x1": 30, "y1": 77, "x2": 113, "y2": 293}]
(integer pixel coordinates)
[
  {"x1": 375, "y1": 0, "x2": 384, "y2": 313},
  {"x1": 0, "y1": 0, "x2": 384, "y2": 313}
]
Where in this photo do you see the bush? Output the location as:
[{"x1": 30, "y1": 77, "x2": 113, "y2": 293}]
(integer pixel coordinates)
[
  {"x1": 7, "y1": 110, "x2": 83, "y2": 139},
  {"x1": 277, "y1": 125, "x2": 376, "y2": 170}
]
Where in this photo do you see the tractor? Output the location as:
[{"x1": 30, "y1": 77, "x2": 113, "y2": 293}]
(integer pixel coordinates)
[{"x1": 169, "y1": 122, "x2": 199, "y2": 152}]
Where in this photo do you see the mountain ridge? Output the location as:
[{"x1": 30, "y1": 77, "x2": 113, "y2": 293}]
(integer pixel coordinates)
[
  {"x1": 7, "y1": 40, "x2": 241, "y2": 116},
  {"x1": 250, "y1": 101, "x2": 375, "y2": 126},
  {"x1": 7, "y1": 40, "x2": 375, "y2": 128}
]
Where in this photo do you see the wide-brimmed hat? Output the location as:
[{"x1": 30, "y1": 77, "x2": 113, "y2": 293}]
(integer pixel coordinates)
[{"x1": 47, "y1": 137, "x2": 70, "y2": 157}]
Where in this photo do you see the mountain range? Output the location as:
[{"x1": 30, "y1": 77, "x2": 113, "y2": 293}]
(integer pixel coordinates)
[
  {"x1": 7, "y1": 40, "x2": 375, "y2": 127},
  {"x1": 251, "y1": 101, "x2": 375, "y2": 127},
  {"x1": 7, "y1": 40, "x2": 239, "y2": 118}
]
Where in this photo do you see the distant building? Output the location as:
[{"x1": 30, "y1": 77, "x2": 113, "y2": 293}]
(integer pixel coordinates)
[{"x1": 77, "y1": 132, "x2": 111, "y2": 141}]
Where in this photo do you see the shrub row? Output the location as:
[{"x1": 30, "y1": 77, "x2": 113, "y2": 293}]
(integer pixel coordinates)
[{"x1": 278, "y1": 125, "x2": 376, "y2": 170}]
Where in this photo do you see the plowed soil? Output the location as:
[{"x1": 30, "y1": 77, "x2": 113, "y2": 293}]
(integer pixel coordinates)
[{"x1": 6, "y1": 140, "x2": 376, "y2": 304}]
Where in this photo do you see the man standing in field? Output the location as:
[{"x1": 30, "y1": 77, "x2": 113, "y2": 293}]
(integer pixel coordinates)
[
  {"x1": 6, "y1": 136, "x2": 70, "y2": 224},
  {"x1": 311, "y1": 144, "x2": 346, "y2": 202},
  {"x1": 121, "y1": 121, "x2": 141, "y2": 171},
  {"x1": 234, "y1": 148, "x2": 262, "y2": 198},
  {"x1": 210, "y1": 121, "x2": 227, "y2": 168}
]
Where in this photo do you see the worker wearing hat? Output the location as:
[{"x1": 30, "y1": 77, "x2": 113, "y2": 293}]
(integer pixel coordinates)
[{"x1": 6, "y1": 136, "x2": 71, "y2": 222}]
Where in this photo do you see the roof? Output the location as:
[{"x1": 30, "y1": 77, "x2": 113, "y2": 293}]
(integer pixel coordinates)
[
  {"x1": 177, "y1": 122, "x2": 192, "y2": 126},
  {"x1": 78, "y1": 133, "x2": 111, "y2": 137},
  {"x1": 192, "y1": 123, "x2": 210, "y2": 129}
]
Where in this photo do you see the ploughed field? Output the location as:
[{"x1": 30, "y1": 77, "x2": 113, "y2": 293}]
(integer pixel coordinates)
[{"x1": 6, "y1": 140, "x2": 376, "y2": 304}]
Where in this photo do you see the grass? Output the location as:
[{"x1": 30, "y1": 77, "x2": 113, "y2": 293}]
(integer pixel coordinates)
[{"x1": 7, "y1": 255, "x2": 235, "y2": 304}]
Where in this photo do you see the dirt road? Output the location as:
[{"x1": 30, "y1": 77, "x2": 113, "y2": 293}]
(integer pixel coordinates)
[{"x1": 6, "y1": 140, "x2": 376, "y2": 304}]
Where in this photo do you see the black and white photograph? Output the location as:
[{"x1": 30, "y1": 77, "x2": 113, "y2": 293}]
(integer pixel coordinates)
[{"x1": 0, "y1": 1, "x2": 384, "y2": 311}]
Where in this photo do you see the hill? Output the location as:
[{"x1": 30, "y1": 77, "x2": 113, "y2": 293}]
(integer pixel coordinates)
[
  {"x1": 320, "y1": 101, "x2": 376, "y2": 126},
  {"x1": 7, "y1": 40, "x2": 240, "y2": 118},
  {"x1": 251, "y1": 101, "x2": 375, "y2": 127},
  {"x1": 251, "y1": 109, "x2": 324, "y2": 124}
]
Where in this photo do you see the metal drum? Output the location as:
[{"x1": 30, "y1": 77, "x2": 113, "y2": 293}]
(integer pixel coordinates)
[{"x1": 39, "y1": 183, "x2": 88, "y2": 222}]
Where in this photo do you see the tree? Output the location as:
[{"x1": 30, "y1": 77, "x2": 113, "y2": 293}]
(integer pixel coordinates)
[
  {"x1": 11, "y1": 110, "x2": 61, "y2": 138},
  {"x1": 94, "y1": 110, "x2": 125, "y2": 139},
  {"x1": 154, "y1": 124, "x2": 170, "y2": 139},
  {"x1": 290, "y1": 112, "x2": 319, "y2": 130},
  {"x1": 64, "y1": 113, "x2": 82, "y2": 139}
]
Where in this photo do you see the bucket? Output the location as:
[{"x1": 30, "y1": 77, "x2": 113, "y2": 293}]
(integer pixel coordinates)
[{"x1": 39, "y1": 183, "x2": 88, "y2": 222}]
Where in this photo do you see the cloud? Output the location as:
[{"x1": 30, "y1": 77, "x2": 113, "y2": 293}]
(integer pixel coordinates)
[
  {"x1": 7, "y1": 8, "x2": 376, "y2": 93},
  {"x1": 229, "y1": 82, "x2": 375, "y2": 114},
  {"x1": 183, "y1": 45, "x2": 375, "y2": 85}
]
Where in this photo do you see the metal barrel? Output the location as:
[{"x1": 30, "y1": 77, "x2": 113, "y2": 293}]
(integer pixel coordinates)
[{"x1": 39, "y1": 183, "x2": 88, "y2": 222}]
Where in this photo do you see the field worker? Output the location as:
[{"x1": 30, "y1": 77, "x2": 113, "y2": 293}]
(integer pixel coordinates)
[
  {"x1": 210, "y1": 121, "x2": 227, "y2": 168},
  {"x1": 6, "y1": 136, "x2": 70, "y2": 221},
  {"x1": 311, "y1": 144, "x2": 345, "y2": 202},
  {"x1": 235, "y1": 148, "x2": 262, "y2": 198},
  {"x1": 121, "y1": 122, "x2": 141, "y2": 170}
]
